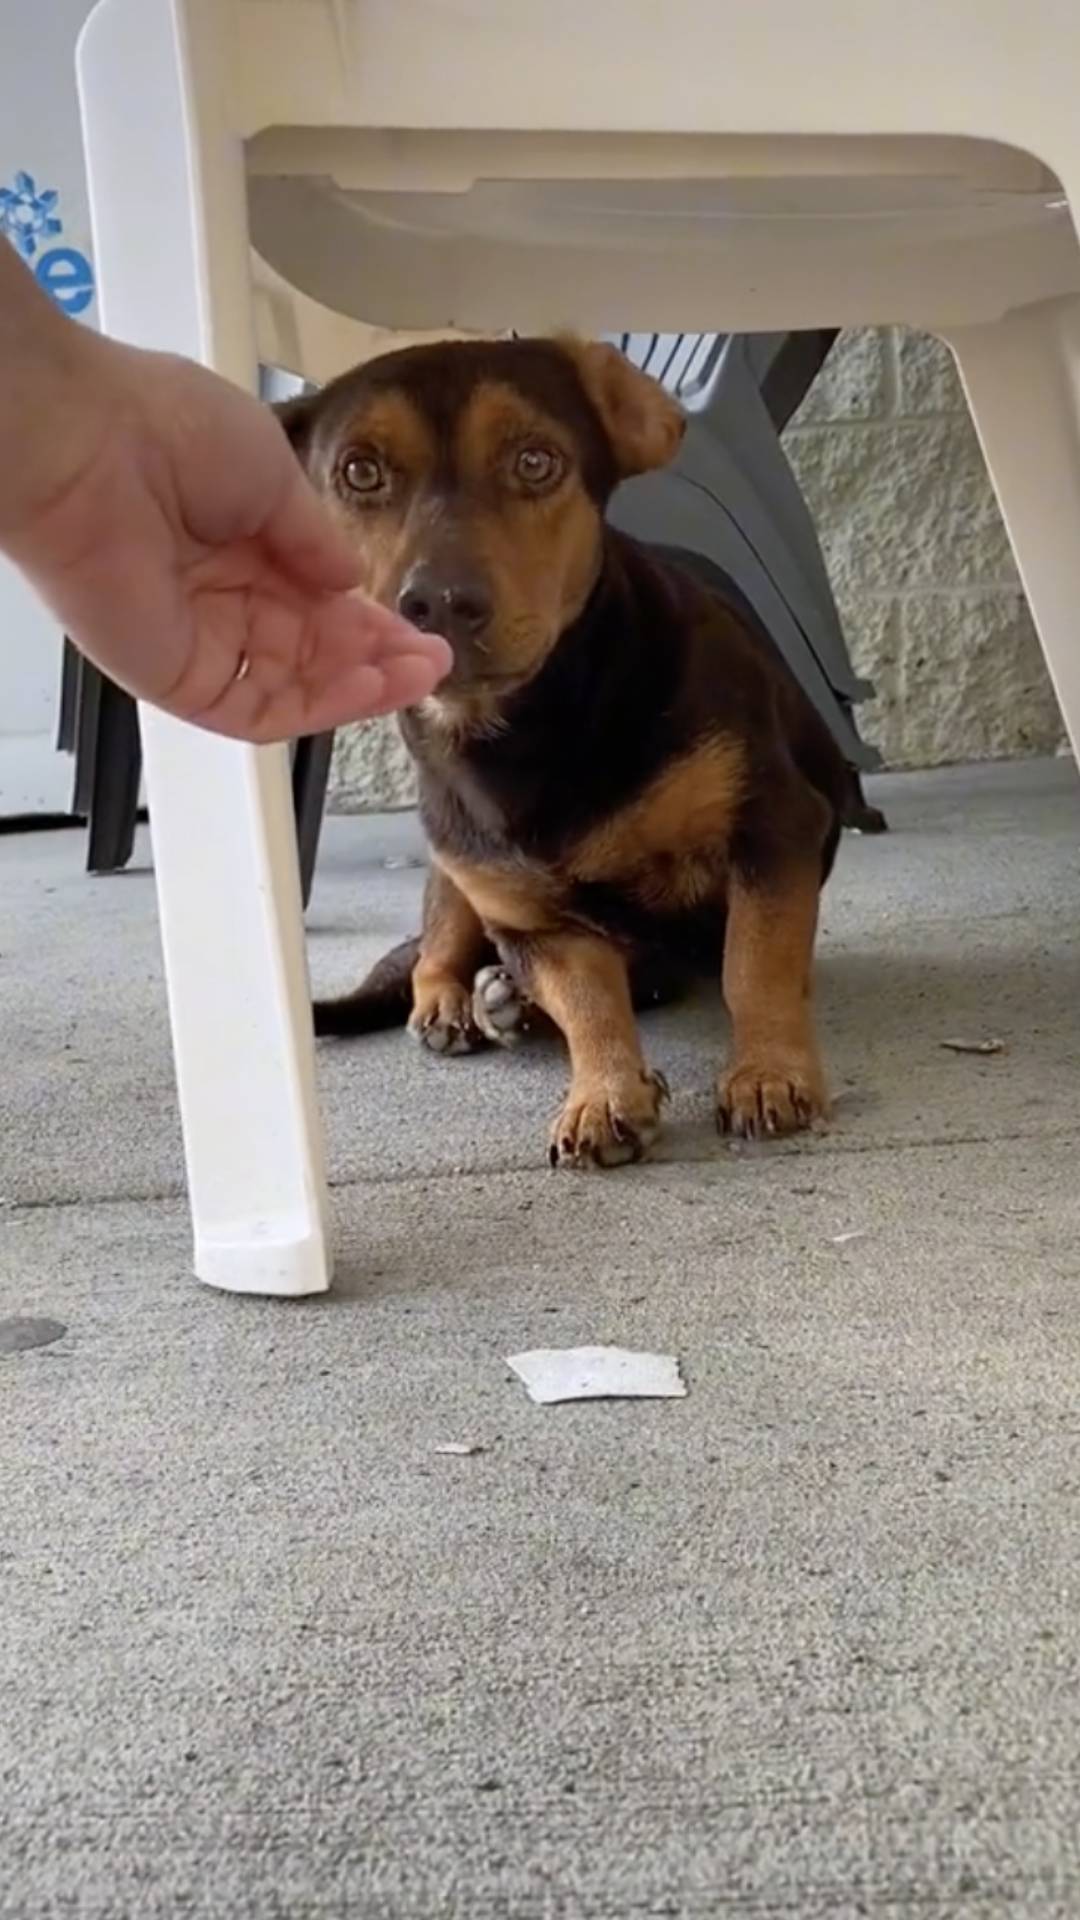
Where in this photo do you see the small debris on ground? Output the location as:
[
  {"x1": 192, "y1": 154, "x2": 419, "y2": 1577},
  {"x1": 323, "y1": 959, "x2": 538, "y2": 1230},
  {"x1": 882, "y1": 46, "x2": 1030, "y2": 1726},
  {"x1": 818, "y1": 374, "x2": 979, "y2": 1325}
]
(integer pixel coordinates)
[
  {"x1": 0, "y1": 1315, "x2": 67, "y2": 1354},
  {"x1": 433, "y1": 1442, "x2": 487, "y2": 1457},
  {"x1": 939, "y1": 1036, "x2": 1006, "y2": 1055},
  {"x1": 830, "y1": 1229, "x2": 868, "y2": 1246},
  {"x1": 507, "y1": 1346, "x2": 687, "y2": 1406}
]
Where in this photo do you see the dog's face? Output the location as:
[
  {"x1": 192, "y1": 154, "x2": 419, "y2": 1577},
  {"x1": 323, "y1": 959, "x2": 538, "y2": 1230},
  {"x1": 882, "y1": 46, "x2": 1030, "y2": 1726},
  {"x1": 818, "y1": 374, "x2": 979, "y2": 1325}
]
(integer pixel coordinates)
[{"x1": 279, "y1": 337, "x2": 684, "y2": 705}]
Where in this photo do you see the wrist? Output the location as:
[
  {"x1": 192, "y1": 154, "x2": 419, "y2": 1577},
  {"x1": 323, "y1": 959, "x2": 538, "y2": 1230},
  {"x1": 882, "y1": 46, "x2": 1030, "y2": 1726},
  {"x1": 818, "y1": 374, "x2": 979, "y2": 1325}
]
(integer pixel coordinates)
[{"x1": 0, "y1": 244, "x2": 121, "y2": 546}]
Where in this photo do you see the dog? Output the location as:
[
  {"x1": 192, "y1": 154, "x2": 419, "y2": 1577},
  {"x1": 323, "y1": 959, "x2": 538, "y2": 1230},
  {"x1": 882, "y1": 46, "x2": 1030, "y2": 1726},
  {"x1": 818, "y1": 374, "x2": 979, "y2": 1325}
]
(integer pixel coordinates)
[{"x1": 278, "y1": 336, "x2": 849, "y2": 1169}]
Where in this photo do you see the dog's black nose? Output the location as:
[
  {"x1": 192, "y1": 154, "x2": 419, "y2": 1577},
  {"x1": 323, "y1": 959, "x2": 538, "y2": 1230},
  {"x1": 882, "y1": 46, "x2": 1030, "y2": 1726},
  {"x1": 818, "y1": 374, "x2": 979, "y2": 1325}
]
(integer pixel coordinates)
[{"x1": 397, "y1": 565, "x2": 493, "y2": 645}]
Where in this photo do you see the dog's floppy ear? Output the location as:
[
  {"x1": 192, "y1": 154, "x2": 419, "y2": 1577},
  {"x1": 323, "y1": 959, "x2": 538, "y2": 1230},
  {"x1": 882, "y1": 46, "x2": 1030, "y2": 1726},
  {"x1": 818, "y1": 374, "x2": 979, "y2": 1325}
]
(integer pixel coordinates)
[
  {"x1": 273, "y1": 392, "x2": 317, "y2": 466},
  {"x1": 565, "y1": 339, "x2": 686, "y2": 478}
]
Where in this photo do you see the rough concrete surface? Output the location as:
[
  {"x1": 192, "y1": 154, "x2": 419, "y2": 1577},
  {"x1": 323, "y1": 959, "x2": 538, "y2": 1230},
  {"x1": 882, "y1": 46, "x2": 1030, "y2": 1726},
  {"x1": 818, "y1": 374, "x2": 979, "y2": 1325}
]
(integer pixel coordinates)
[{"x1": 4, "y1": 760, "x2": 1080, "y2": 1917}]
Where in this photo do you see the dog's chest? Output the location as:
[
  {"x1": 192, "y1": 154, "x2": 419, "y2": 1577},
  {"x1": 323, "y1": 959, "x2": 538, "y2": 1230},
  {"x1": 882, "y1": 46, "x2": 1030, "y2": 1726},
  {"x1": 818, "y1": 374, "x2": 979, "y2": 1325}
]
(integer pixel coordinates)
[
  {"x1": 429, "y1": 730, "x2": 743, "y2": 934},
  {"x1": 564, "y1": 735, "x2": 742, "y2": 912},
  {"x1": 569, "y1": 839, "x2": 724, "y2": 914}
]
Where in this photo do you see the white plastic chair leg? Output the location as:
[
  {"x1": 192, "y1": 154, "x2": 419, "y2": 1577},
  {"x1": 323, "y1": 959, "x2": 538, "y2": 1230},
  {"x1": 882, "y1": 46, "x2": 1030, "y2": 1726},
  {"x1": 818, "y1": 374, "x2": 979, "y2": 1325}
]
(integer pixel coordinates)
[
  {"x1": 945, "y1": 294, "x2": 1080, "y2": 762},
  {"x1": 77, "y1": 0, "x2": 331, "y2": 1295}
]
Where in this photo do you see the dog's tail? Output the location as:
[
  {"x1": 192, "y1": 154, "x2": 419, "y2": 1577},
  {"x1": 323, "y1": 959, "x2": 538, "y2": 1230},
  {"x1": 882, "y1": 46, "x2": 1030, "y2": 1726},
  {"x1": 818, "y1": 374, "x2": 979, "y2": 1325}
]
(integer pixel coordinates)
[{"x1": 313, "y1": 937, "x2": 419, "y2": 1037}]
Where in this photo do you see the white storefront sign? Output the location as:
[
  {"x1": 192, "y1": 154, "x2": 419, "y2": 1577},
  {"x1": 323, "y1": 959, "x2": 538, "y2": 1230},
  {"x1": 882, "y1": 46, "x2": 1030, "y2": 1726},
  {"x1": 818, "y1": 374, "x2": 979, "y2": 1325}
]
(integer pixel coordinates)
[{"x1": 0, "y1": 0, "x2": 98, "y2": 814}]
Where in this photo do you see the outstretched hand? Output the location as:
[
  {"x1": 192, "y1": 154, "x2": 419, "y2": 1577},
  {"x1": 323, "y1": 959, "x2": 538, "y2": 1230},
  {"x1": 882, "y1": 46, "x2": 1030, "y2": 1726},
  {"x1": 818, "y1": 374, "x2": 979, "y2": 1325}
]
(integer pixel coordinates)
[{"x1": 0, "y1": 248, "x2": 450, "y2": 741}]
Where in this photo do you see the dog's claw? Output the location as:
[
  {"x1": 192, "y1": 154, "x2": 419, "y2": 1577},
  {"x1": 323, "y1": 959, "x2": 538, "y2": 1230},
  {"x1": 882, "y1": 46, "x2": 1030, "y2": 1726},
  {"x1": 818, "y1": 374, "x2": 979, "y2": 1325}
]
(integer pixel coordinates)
[
  {"x1": 716, "y1": 1056, "x2": 828, "y2": 1139},
  {"x1": 548, "y1": 1067, "x2": 667, "y2": 1171}
]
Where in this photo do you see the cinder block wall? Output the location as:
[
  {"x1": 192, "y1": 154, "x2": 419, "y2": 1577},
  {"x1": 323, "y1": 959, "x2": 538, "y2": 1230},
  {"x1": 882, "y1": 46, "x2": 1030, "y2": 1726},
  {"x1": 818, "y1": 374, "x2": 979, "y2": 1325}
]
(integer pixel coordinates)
[
  {"x1": 328, "y1": 328, "x2": 1064, "y2": 812},
  {"x1": 783, "y1": 328, "x2": 1063, "y2": 769}
]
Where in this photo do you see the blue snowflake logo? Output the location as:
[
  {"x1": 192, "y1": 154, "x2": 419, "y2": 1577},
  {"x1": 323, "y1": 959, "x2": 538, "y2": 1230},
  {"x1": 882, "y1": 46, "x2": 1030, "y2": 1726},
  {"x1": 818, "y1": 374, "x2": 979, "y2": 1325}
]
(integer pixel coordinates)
[{"x1": 0, "y1": 171, "x2": 63, "y2": 259}]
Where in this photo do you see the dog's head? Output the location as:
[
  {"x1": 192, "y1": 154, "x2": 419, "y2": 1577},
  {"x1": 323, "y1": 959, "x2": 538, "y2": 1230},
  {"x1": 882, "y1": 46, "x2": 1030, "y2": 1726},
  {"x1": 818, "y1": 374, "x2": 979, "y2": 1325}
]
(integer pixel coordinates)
[{"x1": 278, "y1": 337, "x2": 684, "y2": 708}]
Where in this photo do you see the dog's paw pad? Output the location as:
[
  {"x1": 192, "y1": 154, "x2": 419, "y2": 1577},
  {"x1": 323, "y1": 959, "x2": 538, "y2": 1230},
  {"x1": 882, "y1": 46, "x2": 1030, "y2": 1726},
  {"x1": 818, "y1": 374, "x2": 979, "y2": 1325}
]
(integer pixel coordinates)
[
  {"x1": 473, "y1": 965, "x2": 529, "y2": 1047},
  {"x1": 408, "y1": 983, "x2": 482, "y2": 1057}
]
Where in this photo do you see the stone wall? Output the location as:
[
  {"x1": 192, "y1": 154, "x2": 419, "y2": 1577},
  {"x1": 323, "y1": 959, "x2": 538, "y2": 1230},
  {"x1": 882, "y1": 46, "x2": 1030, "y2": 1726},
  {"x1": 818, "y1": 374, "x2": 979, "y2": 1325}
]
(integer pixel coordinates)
[
  {"x1": 328, "y1": 329, "x2": 1064, "y2": 812},
  {"x1": 782, "y1": 328, "x2": 1063, "y2": 769}
]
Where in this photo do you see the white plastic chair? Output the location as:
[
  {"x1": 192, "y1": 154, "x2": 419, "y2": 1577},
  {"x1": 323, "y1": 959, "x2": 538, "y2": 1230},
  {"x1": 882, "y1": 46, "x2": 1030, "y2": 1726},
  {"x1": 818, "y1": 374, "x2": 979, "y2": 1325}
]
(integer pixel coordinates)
[{"x1": 75, "y1": 0, "x2": 1080, "y2": 1296}]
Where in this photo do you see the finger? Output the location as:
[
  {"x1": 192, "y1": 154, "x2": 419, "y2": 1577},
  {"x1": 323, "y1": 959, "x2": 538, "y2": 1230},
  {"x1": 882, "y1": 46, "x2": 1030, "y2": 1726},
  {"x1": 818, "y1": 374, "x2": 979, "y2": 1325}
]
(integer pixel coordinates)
[
  {"x1": 318, "y1": 591, "x2": 453, "y2": 676},
  {"x1": 357, "y1": 649, "x2": 454, "y2": 714},
  {"x1": 294, "y1": 650, "x2": 452, "y2": 736},
  {"x1": 195, "y1": 652, "x2": 448, "y2": 742},
  {"x1": 171, "y1": 578, "x2": 453, "y2": 741}
]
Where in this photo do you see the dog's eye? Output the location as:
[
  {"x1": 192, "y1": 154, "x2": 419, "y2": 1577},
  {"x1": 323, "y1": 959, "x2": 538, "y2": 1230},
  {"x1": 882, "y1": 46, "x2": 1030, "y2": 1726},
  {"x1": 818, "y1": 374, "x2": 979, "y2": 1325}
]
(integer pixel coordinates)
[
  {"x1": 514, "y1": 445, "x2": 563, "y2": 488},
  {"x1": 341, "y1": 451, "x2": 386, "y2": 495}
]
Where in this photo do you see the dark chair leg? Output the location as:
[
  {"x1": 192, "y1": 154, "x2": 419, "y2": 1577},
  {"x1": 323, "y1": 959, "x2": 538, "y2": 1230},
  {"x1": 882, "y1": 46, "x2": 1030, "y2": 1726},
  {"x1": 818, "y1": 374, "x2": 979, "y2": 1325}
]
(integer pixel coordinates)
[
  {"x1": 67, "y1": 646, "x2": 330, "y2": 885},
  {"x1": 840, "y1": 767, "x2": 889, "y2": 834},
  {"x1": 292, "y1": 731, "x2": 335, "y2": 907},
  {"x1": 835, "y1": 700, "x2": 887, "y2": 833},
  {"x1": 56, "y1": 638, "x2": 81, "y2": 753},
  {"x1": 71, "y1": 655, "x2": 100, "y2": 819},
  {"x1": 87, "y1": 678, "x2": 142, "y2": 873},
  {"x1": 72, "y1": 658, "x2": 143, "y2": 871}
]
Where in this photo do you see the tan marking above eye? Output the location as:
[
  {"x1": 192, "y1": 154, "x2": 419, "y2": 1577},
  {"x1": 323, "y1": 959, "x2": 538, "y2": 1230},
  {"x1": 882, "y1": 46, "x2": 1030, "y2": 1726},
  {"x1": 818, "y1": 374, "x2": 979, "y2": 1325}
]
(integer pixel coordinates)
[
  {"x1": 456, "y1": 382, "x2": 575, "y2": 486},
  {"x1": 335, "y1": 392, "x2": 436, "y2": 490}
]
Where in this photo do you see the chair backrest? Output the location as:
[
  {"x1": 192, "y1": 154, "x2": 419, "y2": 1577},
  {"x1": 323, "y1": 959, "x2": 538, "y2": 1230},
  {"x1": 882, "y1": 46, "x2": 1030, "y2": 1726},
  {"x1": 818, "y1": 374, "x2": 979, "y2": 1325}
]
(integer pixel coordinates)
[{"x1": 606, "y1": 333, "x2": 726, "y2": 413}]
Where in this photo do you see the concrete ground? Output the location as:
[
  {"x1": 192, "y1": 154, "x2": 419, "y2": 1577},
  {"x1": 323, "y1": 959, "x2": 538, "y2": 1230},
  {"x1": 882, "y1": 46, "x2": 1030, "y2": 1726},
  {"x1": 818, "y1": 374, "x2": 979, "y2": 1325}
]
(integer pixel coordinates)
[{"x1": 4, "y1": 757, "x2": 1080, "y2": 1918}]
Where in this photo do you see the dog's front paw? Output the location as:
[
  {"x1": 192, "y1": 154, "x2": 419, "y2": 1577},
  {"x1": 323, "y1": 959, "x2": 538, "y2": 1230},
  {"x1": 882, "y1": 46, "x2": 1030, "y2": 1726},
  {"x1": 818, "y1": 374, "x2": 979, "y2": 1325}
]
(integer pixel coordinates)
[
  {"x1": 408, "y1": 980, "x2": 482, "y2": 1056},
  {"x1": 716, "y1": 1052, "x2": 828, "y2": 1139},
  {"x1": 549, "y1": 1068, "x2": 669, "y2": 1170},
  {"x1": 472, "y1": 964, "x2": 530, "y2": 1048}
]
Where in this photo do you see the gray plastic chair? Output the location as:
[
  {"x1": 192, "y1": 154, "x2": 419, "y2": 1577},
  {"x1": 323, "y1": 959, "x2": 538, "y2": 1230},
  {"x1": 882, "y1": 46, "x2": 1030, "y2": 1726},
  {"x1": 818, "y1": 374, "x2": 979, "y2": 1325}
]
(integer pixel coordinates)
[{"x1": 605, "y1": 331, "x2": 880, "y2": 778}]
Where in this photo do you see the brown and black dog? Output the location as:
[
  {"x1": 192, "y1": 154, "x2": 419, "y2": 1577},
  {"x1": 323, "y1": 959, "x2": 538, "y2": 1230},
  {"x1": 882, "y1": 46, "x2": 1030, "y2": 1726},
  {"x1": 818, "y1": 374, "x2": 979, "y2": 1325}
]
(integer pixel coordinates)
[{"x1": 279, "y1": 336, "x2": 849, "y2": 1169}]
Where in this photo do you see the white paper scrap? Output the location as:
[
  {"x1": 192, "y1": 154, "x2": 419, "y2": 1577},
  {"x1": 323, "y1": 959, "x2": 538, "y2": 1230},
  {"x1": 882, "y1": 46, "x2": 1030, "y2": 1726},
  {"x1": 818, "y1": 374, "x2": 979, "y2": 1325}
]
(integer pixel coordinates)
[
  {"x1": 940, "y1": 1036, "x2": 1006, "y2": 1056},
  {"x1": 434, "y1": 1442, "x2": 485, "y2": 1456},
  {"x1": 507, "y1": 1346, "x2": 687, "y2": 1406}
]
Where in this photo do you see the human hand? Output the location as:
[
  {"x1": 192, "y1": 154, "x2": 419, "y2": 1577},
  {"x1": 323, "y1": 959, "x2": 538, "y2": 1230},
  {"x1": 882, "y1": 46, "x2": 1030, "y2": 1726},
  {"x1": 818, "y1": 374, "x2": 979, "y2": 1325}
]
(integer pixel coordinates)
[{"x1": 0, "y1": 275, "x2": 451, "y2": 741}]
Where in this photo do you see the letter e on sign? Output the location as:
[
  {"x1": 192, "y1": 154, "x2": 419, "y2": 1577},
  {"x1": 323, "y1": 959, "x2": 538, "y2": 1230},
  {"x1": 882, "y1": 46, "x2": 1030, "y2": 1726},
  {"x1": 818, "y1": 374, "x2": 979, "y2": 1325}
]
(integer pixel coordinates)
[{"x1": 35, "y1": 245, "x2": 94, "y2": 317}]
